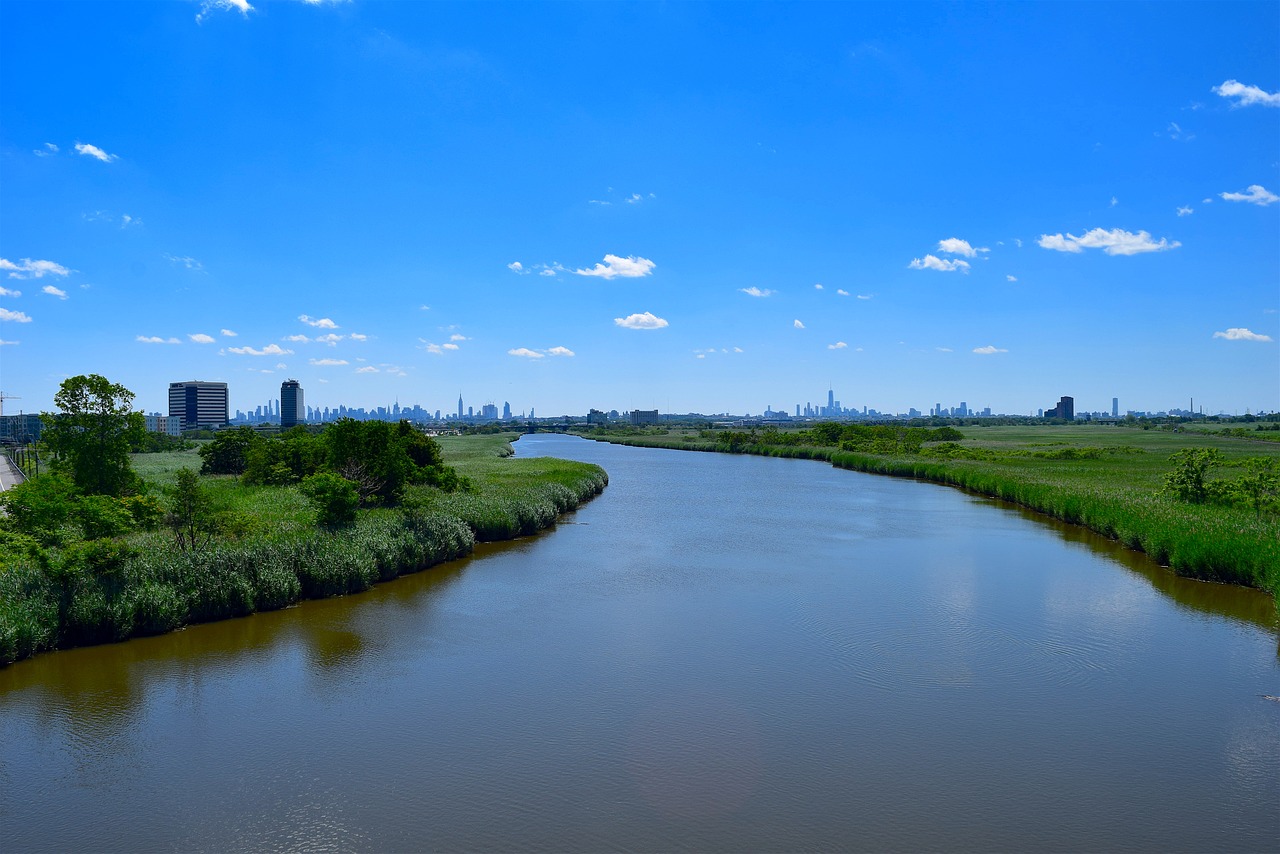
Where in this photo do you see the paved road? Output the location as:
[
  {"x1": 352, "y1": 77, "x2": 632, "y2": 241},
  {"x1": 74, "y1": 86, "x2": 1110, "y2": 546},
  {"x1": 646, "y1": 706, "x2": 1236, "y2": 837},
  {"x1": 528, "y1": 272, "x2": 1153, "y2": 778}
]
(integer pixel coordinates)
[{"x1": 0, "y1": 452, "x2": 26, "y2": 491}]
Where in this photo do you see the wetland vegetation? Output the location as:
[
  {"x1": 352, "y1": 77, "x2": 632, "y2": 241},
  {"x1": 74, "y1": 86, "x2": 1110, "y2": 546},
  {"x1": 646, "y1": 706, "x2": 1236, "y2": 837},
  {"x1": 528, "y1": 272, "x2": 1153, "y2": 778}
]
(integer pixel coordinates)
[{"x1": 573, "y1": 421, "x2": 1280, "y2": 598}]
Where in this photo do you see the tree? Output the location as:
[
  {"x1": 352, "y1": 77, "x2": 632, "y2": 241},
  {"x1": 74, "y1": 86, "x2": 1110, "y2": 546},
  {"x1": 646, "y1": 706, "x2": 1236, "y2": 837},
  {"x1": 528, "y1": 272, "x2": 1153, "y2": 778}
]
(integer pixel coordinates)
[
  {"x1": 198, "y1": 426, "x2": 262, "y2": 475},
  {"x1": 166, "y1": 468, "x2": 217, "y2": 551},
  {"x1": 41, "y1": 374, "x2": 143, "y2": 496},
  {"x1": 300, "y1": 472, "x2": 360, "y2": 528},
  {"x1": 1162, "y1": 448, "x2": 1221, "y2": 504}
]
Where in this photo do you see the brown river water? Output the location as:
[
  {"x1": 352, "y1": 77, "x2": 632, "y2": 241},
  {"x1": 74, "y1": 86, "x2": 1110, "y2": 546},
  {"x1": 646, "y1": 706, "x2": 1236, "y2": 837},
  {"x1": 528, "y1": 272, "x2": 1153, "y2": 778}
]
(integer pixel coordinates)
[{"x1": 2, "y1": 433, "x2": 1277, "y2": 852}]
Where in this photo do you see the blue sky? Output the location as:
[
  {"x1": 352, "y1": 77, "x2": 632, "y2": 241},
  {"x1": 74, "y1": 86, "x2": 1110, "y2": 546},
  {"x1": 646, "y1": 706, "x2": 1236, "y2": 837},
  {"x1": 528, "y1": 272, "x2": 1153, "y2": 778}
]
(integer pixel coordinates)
[{"x1": 2, "y1": 1, "x2": 1277, "y2": 418}]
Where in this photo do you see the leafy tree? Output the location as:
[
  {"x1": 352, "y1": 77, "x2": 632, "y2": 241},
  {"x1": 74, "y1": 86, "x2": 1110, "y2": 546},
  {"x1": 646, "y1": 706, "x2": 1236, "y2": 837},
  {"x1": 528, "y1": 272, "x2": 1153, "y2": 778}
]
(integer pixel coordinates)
[
  {"x1": 242, "y1": 428, "x2": 326, "y2": 485},
  {"x1": 41, "y1": 374, "x2": 143, "y2": 496},
  {"x1": 1227, "y1": 457, "x2": 1279, "y2": 516},
  {"x1": 0, "y1": 474, "x2": 80, "y2": 545},
  {"x1": 166, "y1": 468, "x2": 217, "y2": 551},
  {"x1": 300, "y1": 471, "x2": 360, "y2": 528},
  {"x1": 76, "y1": 495, "x2": 137, "y2": 540},
  {"x1": 1162, "y1": 448, "x2": 1221, "y2": 504},
  {"x1": 199, "y1": 426, "x2": 263, "y2": 475}
]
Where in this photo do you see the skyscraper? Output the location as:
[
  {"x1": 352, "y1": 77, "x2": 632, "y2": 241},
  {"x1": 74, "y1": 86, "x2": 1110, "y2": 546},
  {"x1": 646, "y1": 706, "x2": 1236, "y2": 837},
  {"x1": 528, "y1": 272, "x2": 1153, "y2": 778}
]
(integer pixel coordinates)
[
  {"x1": 457, "y1": 394, "x2": 464, "y2": 419},
  {"x1": 1112, "y1": 397, "x2": 1119, "y2": 417},
  {"x1": 281, "y1": 379, "x2": 304, "y2": 428},
  {"x1": 168, "y1": 381, "x2": 229, "y2": 430}
]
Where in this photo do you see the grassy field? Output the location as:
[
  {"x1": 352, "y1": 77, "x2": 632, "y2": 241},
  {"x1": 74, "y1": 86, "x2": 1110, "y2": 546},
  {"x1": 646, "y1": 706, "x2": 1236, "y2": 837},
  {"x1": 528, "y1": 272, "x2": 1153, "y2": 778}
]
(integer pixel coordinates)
[
  {"x1": 0, "y1": 433, "x2": 606, "y2": 665},
  {"x1": 574, "y1": 423, "x2": 1280, "y2": 597}
]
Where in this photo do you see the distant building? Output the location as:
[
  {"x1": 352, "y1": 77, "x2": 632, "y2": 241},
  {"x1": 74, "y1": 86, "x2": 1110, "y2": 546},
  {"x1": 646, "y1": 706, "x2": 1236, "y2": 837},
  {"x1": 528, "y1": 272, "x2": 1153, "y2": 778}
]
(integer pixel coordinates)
[
  {"x1": 0, "y1": 413, "x2": 42, "y2": 444},
  {"x1": 457, "y1": 394, "x2": 464, "y2": 420},
  {"x1": 144, "y1": 413, "x2": 182, "y2": 436},
  {"x1": 630, "y1": 409, "x2": 660, "y2": 426},
  {"x1": 281, "y1": 379, "x2": 304, "y2": 428},
  {"x1": 169, "y1": 381, "x2": 229, "y2": 430},
  {"x1": 1045, "y1": 395, "x2": 1074, "y2": 420},
  {"x1": 503, "y1": 401, "x2": 512, "y2": 420},
  {"x1": 1112, "y1": 397, "x2": 1119, "y2": 418}
]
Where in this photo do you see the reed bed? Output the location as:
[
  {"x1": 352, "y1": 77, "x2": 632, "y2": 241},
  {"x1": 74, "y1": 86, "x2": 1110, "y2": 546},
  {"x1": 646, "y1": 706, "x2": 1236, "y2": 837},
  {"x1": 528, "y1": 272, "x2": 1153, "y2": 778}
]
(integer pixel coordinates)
[{"x1": 0, "y1": 434, "x2": 606, "y2": 665}]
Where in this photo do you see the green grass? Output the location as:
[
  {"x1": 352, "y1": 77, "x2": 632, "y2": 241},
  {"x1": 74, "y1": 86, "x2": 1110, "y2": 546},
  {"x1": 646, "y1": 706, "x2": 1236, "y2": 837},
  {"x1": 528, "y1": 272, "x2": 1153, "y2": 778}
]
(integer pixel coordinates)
[
  {"x1": 575, "y1": 424, "x2": 1280, "y2": 597},
  {"x1": 0, "y1": 434, "x2": 607, "y2": 665}
]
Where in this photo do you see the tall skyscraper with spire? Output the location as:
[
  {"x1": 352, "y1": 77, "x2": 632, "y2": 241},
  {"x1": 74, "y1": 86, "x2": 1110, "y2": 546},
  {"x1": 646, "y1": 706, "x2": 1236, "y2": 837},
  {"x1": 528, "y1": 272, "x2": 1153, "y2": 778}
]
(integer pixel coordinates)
[{"x1": 457, "y1": 393, "x2": 464, "y2": 419}]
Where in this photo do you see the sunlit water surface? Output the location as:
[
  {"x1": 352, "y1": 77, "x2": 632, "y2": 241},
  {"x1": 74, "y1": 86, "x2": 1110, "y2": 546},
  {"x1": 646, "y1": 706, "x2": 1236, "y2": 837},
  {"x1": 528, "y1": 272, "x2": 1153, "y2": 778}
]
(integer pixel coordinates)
[{"x1": 2, "y1": 434, "x2": 1277, "y2": 851}]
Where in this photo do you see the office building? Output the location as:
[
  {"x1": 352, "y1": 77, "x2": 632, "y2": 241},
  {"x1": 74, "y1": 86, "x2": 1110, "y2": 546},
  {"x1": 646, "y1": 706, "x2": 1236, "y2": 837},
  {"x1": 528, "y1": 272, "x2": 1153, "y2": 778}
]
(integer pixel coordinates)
[
  {"x1": 1112, "y1": 397, "x2": 1119, "y2": 418},
  {"x1": 168, "y1": 381, "x2": 229, "y2": 430},
  {"x1": 281, "y1": 379, "x2": 304, "y2": 428},
  {"x1": 1045, "y1": 395, "x2": 1074, "y2": 420}
]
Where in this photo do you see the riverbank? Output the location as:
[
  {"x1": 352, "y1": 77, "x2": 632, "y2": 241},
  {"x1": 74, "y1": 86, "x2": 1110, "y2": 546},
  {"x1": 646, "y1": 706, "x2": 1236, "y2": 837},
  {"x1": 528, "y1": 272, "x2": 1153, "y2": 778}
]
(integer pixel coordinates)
[
  {"x1": 0, "y1": 434, "x2": 607, "y2": 666},
  {"x1": 571, "y1": 425, "x2": 1280, "y2": 599}
]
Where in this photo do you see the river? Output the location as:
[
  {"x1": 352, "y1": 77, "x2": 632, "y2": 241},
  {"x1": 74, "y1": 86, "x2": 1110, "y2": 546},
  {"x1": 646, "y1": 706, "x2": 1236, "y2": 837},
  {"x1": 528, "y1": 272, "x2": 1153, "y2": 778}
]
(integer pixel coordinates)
[{"x1": 2, "y1": 434, "x2": 1277, "y2": 851}]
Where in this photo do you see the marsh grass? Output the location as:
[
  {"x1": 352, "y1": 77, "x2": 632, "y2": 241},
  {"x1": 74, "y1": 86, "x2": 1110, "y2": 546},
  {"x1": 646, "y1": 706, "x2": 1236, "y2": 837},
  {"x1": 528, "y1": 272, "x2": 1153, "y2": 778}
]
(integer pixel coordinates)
[
  {"x1": 582, "y1": 425, "x2": 1280, "y2": 597},
  {"x1": 0, "y1": 434, "x2": 606, "y2": 665}
]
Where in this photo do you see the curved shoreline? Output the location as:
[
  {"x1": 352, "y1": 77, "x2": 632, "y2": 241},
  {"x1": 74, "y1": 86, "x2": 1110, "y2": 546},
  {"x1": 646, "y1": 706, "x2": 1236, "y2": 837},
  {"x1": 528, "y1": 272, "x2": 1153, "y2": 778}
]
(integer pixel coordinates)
[
  {"x1": 0, "y1": 450, "x2": 608, "y2": 667},
  {"x1": 575, "y1": 432, "x2": 1279, "y2": 600}
]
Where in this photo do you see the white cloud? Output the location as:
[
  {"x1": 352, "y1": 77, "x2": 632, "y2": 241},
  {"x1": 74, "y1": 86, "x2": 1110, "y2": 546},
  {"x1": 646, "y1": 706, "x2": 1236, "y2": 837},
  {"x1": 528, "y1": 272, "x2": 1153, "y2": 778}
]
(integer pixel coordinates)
[
  {"x1": 1176, "y1": 205, "x2": 1194, "y2": 216},
  {"x1": 1213, "y1": 327, "x2": 1273, "y2": 342},
  {"x1": 508, "y1": 348, "x2": 545, "y2": 359},
  {"x1": 1219, "y1": 184, "x2": 1278, "y2": 206},
  {"x1": 575, "y1": 254, "x2": 656, "y2": 279},
  {"x1": 228, "y1": 343, "x2": 293, "y2": 356},
  {"x1": 315, "y1": 333, "x2": 344, "y2": 346},
  {"x1": 34, "y1": 143, "x2": 58, "y2": 157},
  {"x1": 828, "y1": 341, "x2": 848, "y2": 349},
  {"x1": 309, "y1": 358, "x2": 348, "y2": 366},
  {"x1": 197, "y1": 0, "x2": 253, "y2": 23},
  {"x1": 837, "y1": 289, "x2": 851, "y2": 297},
  {"x1": 449, "y1": 333, "x2": 468, "y2": 341},
  {"x1": 588, "y1": 199, "x2": 612, "y2": 206},
  {"x1": 137, "y1": 335, "x2": 180, "y2": 344},
  {"x1": 348, "y1": 332, "x2": 368, "y2": 341},
  {"x1": 0, "y1": 339, "x2": 17, "y2": 346},
  {"x1": 856, "y1": 293, "x2": 871, "y2": 300},
  {"x1": 739, "y1": 286, "x2": 774, "y2": 297},
  {"x1": 299, "y1": 314, "x2": 339, "y2": 328},
  {"x1": 275, "y1": 363, "x2": 287, "y2": 370},
  {"x1": 164, "y1": 254, "x2": 203, "y2": 271},
  {"x1": 936, "y1": 347, "x2": 953, "y2": 353},
  {"x1": 733, "y1": 347, "x2": 743, "y2": 353},
  {"x1": 1037, "y1": 228, "x2": 1179, "y2": 256},
  {"x1": 793, "y1": 319, "x2": 805, "y2": 329},
  {"x1": 120, "y1": 214, "x2": 140, "y2": 229},
  {"x1": 419, "y1": 338, "x2": 460, "y2": 354},
  {"x1": 539, "y1": 268, "x2": 557, "y2": 277},
  {"x1": 1109, "y1": 196, "x2": 1119, "y2": 207},
  {"x1": 285, "y1": 335, "x2": 310, "y2": 343},
  {"x1": 189, "y1": 333, "x2": 216, "y2": 344},
  {"x1": 1, "y1": 308, "x2": 33, "y2": 323},
  {"x1": 74, "y1": 142, "x2": 118, "y2": 162},
  {"x1": 695, "y1": 353, "x2": 706, "y2": 359},
  {"x1": 547, "y1": 346, "x2": 575, "y2": 357},
  {"x1": 1006, "y1": 275, "x2": 1018, "y2": 282},
  {"x1": 356, "y1": 366, "x2": 379, "y2": 373},
  {"x1": 41, "y1": 285, "x2": 67, "y2": 299},
  {"x1": 937, "y1": 238, "x2": 988, "y2": 257},
  {"x1": 0, "y1": 258, "x2": 72, "y2": 279},
  {"x1": 973, "y1": 345, "x2": 1008, "y2": 354},
  {"x1": 507, "y1": 261, "x2": 527, "y2": 274},
  {"x1": 614, "y1": 311, "x2": 668, "y2": 330},
  {"x1": 221, "y1": 328, "x2": 237, "y2": 337},
  {"x1": 0, "y1": 286, "x2": 19, "y2": 297},
  {"x1": 443, "y1": 342, "x2": 459, "y2": 350},
  {"x1": 909, "y1": 254, "x2": 971, "y2": 272},
  {"x1": 1212, "y1": 80, "x2": 1280, "y2": 108},
  {"x1": 814, "y1": 283, "x2": 824, "y2": 290}
]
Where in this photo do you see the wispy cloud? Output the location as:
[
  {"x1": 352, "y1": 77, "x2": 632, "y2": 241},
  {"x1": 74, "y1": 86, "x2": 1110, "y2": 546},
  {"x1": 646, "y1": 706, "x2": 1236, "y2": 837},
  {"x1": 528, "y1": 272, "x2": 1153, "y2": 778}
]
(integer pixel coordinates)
[
  {"x1": 739, "y1": 286, "x2": 774, "y2": 297},
  {"x1": 937, "y1": 238, "x2": 988, "y2": 257},
  {"x1": 1, "y1": 258, "x2": 73, "y2": 279},
  {"x1": 137, "y1": 335, "x2": 181, "y2": 344},
  {"x1": 1219, "y1": 184, "x2": 1278, "y2": 206},
  {"x1": 349, "y1": 333, "x2": 368, "y2": 341},
  {"x1": 828, "y1": 341, "x2": 848, "y2": 350},
  {"x1": 221, "y1": 328, "x2": 237, "y2": 337},
  {"x1": 315, "y1": 333, "x2": 343, "y2": 346},
  {"x1": 1212, "y1": 80, "x2": 1280, "y2": 108},
  {"x1": 0, "y1": 339, "x2": 17, "y2": 346},
  {"x1": 814, "y1": 283, "x2": 824, "y2": 290},
  {"x1": 1, "y1": 308, "x2": 33, "y2": 323},
  {"x1": 0, "y1": 287, "x2": 20, "y2": 297},
  {"x1": 310, "y1": 357, "x2": 349, "y2": 366},
  {"x1": 575, "y1": 254, "x2": 656, "y2": 279},
  {"x1": 189, "y1": 333, "x2": 216, "y2": 344},
  {"x1": 547, "y1": 346, "x2": 575, "y2": 357},
  {"x1": 164, "y1": 254, "x2": 203, "y2": 271},
  {"x1": 1213, "y1": 327, "x2": 1273, "y2": 342},
  {"x1": 973, "y1": 345, "x2": 1008, "y2": 354},
  {"x1": 909, "y1": 254, "x2": 971, "y2": 272},
  {"x1": 228, "y1": 343, "x2": 293, "y2": 356},
  {"x1": 42, "y1": 285, "x2": 68, "y2": 299},
  {"x1": 74, "y1": 142, "x2": 118, "y2": 162},
  {"x1": 614, "y1": 311, "x2": 668, "y2": 330},
  {"x1": 419, "y1": 339, "x2": 461, "y2": 355},
  {"x1": 356, "y1": 366, "x2": 378, "y2": 373},
  {"x1": 1176, "y1": 205, "x2": 1194, "y2": 216},
  {"x1": 1161, "y1": 122, "x2": 1194, "y2": 141},
  {"x1": 793, "y1": 319, "x2": 805, "y2": 329},
  {"x1": 1006, "y1": 275, "x2": 1018, "y2": 282},
  {"x1": 507, "y1": 261, "x2": 527, "y2": 274},
  {"x1": 856, "y1": 293, "x2": 871, "y2": 300},
  {"x1": 299, "y1": 314, "x2": 339, "y2": 328},
  {"x1": 508, "y1": 348, "x2": 544, "y2": 359},
  {"x1": 197, "y1": 0, "x2": 253, "y2": 23},
  {"x1": 1037, "y1": 228, "x2": 1179, "y2": 256},
  {"x1": 33, "y1": 143, "x2": 58, "y2": 157}
]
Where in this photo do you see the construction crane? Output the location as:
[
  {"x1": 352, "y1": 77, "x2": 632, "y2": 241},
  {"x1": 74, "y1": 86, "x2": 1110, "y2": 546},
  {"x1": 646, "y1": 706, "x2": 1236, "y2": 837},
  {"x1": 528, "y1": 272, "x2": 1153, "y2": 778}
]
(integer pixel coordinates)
[{"x1": 0, "y1": 391, "x2": 19, "y2": 418}]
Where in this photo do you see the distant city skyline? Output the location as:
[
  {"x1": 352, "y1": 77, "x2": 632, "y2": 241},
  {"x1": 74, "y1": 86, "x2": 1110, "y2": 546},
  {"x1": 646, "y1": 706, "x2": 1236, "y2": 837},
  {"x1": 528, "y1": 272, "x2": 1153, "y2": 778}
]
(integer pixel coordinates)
[{"x1": 1, "y1": 2, "x2": 1276, "y2": 416}]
